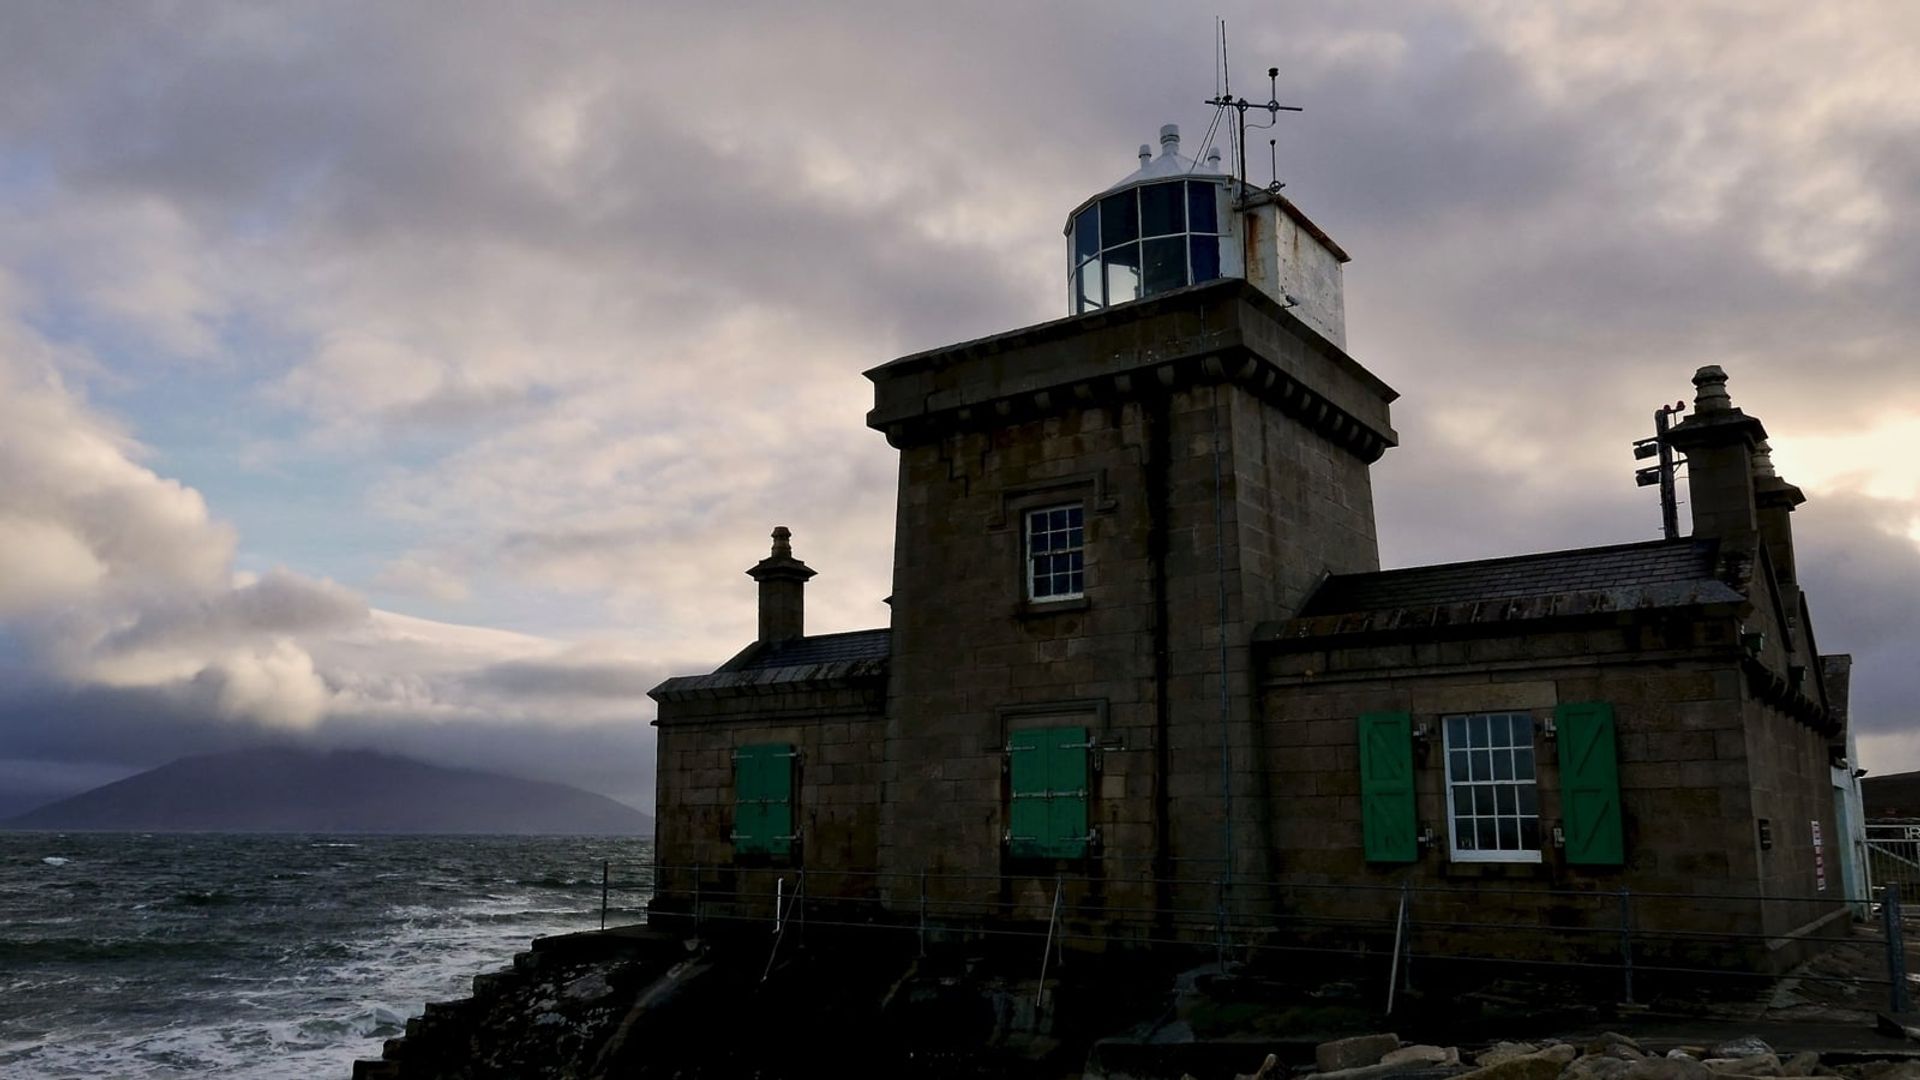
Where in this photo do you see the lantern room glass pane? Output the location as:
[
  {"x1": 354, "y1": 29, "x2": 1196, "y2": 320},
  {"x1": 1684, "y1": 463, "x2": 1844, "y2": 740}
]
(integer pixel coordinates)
[
  {"x1": 1140, "y1": 181, "x2": 1185, "y2": 237},
  {"x1": 1190, "y1": 236, "x2": 1220, "y2": 283},
  {"x1": 1099, "y1": 191, "x2": 1138, "y2": 248},
  {"x1": 1103, "y1": 243, "x2": 1141, "y2": 304},
  {"x1": 1142, "y1": 237, "x2": 1187, "y2": 296},
  {"x1": 1076, "y1": 261, "x2": 1103, "y2": 312},
  {"x1": 1187, "y1": 181, "x2": 1219, "y2": 233},
  {"x1": 1073, "y1": 206, "x2": 1099, "y2": 262}
]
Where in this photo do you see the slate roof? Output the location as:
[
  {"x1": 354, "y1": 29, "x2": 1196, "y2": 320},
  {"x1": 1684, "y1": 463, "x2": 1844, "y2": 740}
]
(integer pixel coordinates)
[
  {"x1": 735, "y1": 629, "x2": 891, "y2": 670},
  {"x1": 648, "y1": 628, "x2": 890, "y2": 702},
  {"x1": 1303, "y1": 539, "x2": 1726, "y2": 614},
  {"x1": 1271, "y1": 538, "x2": 1745, "y2": 645}
]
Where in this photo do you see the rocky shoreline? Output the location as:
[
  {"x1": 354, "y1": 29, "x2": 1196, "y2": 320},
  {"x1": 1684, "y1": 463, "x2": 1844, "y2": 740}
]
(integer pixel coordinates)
[{"x1": 351, "y1": 925, "x2": 1920, "y2": 1080}]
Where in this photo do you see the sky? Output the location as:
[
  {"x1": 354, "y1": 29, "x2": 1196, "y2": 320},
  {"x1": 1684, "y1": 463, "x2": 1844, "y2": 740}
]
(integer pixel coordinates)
[{"x1": 0, "y1": 2, "x2": 1916, "y2": 815}]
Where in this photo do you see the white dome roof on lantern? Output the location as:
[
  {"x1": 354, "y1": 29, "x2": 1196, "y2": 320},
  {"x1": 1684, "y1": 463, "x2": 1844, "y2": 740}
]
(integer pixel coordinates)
[{"x1": 1097, "y1": 123, "x2": 1228, "y2": 193}]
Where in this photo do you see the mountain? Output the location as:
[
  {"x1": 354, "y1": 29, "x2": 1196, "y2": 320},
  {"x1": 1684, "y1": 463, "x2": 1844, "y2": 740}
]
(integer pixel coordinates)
[{"x1": 3, "y1": 747, "x2": 653, "y2": 835}]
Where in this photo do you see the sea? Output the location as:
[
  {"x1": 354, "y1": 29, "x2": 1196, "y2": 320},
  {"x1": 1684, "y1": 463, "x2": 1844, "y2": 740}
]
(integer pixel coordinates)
[{"x1": 0, "y1": 833, "x2": 653, "y2": 1079}]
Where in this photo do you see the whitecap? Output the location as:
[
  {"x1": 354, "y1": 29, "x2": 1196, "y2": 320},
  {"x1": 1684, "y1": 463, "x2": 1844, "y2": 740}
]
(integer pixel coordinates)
[{"x1": 40, "y1": 857, "x2": 68, "y2": 866}]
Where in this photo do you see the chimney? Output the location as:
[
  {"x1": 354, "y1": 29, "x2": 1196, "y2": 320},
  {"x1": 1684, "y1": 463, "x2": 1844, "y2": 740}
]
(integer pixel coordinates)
[
  {"x1": 1159, "y1": 123, "x2": 1180, "y2": 158},
  {"x1": 1662, "y1": 366, "x2": 1768, "y2": 552},
  {"x1": 1752, "y1": 439, "x2": 1807, "y2": 613},
  {"x1": 746, "y1": 526, "x2": 815, "y2": 643}
]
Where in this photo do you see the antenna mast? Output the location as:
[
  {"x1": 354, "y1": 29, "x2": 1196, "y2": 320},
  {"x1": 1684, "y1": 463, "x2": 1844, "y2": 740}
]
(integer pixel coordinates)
[{"x1": 1204, "y1": 23, "x2": 1302, "y2": 200}]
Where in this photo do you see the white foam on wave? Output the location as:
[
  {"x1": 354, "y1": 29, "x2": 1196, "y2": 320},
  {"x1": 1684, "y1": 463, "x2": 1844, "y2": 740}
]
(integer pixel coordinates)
[{"x1": 40, "y1": 856, "x2": 69, "y2": 866}]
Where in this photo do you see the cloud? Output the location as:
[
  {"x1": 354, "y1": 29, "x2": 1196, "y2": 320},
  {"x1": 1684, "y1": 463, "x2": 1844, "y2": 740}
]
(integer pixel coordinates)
[{"x1": 1, "y1": 0, "x2": 1917, "y2": 799}]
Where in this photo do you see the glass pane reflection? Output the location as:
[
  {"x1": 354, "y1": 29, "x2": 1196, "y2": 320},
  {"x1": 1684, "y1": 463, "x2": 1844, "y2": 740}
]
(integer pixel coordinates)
[{"x1": 1103, "y1": 244, "x2": 1141, "y2": 304}]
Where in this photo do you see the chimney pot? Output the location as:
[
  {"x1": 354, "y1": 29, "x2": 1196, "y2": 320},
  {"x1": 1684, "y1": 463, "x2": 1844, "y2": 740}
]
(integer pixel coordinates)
[
  {"x1": 746, "y1": 524, "x2": 815, "y2": 643},
  {"x1": 1159, "y1": 123, "x2": 1180, "y2": 157},
  {"x1": 1692, "y1": 365, "x2": 1733, "y2": 413}
]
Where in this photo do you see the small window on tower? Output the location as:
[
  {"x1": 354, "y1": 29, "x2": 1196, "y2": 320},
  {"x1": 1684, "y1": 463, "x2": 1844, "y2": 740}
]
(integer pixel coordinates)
[{"x1": 1025, "y1": 505, "x2": 1085, "y2": 601}]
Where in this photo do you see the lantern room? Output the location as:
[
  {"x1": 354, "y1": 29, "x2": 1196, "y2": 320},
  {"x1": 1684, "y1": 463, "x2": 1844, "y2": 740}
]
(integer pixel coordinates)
[{"x1": 1064, "y1": 122, "x2": 1352, "y2": 350}]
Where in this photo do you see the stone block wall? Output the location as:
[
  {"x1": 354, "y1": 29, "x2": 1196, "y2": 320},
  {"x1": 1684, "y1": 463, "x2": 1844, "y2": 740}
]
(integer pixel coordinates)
[
  {"x1": 877, "y1": 371, "x2": 1386, "y2": 928},
  {"x1": 1257, "y1": 617, "x2": 1845, "y2": 968},
  {"x1": 652, "y1": 683, "x2": 884, "y2": 920}
]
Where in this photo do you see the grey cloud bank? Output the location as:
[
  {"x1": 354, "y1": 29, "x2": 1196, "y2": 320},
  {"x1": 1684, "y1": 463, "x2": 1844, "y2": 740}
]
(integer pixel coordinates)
[{"x1": 0, "y1": 1, "x2": 1915, "y2": 809}]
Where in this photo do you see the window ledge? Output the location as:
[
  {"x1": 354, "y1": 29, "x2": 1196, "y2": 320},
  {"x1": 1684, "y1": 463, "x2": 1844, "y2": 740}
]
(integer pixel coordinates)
[
  {"x1": 1440, "y1": 858, "x2": 1552, "y2": 881},
  {"x1": 1016, "y1": 596, "x2": 1090, "y2": 619}
]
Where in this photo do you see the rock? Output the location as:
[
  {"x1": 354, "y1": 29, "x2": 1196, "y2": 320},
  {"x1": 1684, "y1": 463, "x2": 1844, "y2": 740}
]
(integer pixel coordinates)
[
  {"x1": 1864, "y1": 1065, "x2": 1920, "y2": 1080},
  {"x1": 1705, "y1": 1055, "x2": 1781, "y2": 1077},
  {"x1": 1477, "y1": 1043, "x2": 1542, "y2": 1067},
  {"x1": 1382, "y1": 1045, "x2": 1459, "y2": 1067},
  {"x1": 1586, "y1": 1034, "x2": 1647, "y2": 1058},
  {"x1": 1317, "y1": 1061, "x2": 1448, "y2": 1080},
  {"x1": 1567, "y1": 1056, "x2": 1635, "y2": 1080},
  {"x1": 1781, "y1": 1055, "x2": 1820, "y2": 1079},
  {"x1": 1235, "y1": 1053, "x2": 1281, "y2": 1080},
  {"x1": 1670, "y1": 1050, "x2": 1711, "y2": 1061},
  {"x1": 1626, "y1": 1057, "x2": 1715, "y2": 1080},
  {"x1": 1539, "y1": 1045, "x2": 1579, "y2": 1066},
  {"x1": 1710, "y1": 1039, "x2": 1775, "y2": 1060},
  {"x1": 1459, "y1": 1052, "x2": 1568, "y2": 1080},
  {"x1": 562, "y1": 973, "x2": 612, "y2": 1001},
  {"x1": 1319, "y1": 1033, "x2": 1402, "y2": 1073}
]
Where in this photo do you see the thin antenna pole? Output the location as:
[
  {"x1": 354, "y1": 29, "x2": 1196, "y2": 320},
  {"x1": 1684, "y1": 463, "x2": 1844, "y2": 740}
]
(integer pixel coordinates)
[
  {"x1": 1214, "y1": 17, "x2": 1222, "y2": 99},
  {"x1": 1204, "y1": 48, "x2": 1303, "y2": 200}
]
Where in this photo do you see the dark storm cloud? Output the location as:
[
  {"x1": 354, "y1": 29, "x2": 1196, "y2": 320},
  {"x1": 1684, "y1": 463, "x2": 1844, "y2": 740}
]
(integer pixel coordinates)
[
  {"x1": 2, "y1": 1, "x2": 1916, "y2": 781},
  {"x1": 0, "y1": 669, "x2": 658, "y2": 810},
  {"x1": 1795, "y1": 494, "x2": 1920, "y2": 736},
  {"x1": 96, "y1": 569, "x2": 366, "y2": 657}
]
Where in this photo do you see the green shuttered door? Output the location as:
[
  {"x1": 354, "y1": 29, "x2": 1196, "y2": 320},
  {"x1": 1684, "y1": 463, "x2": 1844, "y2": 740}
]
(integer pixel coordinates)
[
  {"x1": 1009, "y1": 726, "x2": 1089, "y2": 858},
  {"x1": 734, "y1": 742, "x2": 794, "y2": 856},
  {"x1": 1358, "y1": 712, "x2": 1417, "y2": 863},
  {"x1": 1557, "y1": 702, "x2": 1624, "y2": 865}
]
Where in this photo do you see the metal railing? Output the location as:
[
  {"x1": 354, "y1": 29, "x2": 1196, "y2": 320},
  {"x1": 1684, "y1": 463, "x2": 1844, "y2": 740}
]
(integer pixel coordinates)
[{"x1": 583, "y1": 860, "x2": 1908, "y2": 1016}]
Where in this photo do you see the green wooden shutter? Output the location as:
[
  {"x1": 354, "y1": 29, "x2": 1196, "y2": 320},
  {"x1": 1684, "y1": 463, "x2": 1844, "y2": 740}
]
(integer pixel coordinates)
[
  {"x1": 734, "y1": 743, "x2": 794, "y2": 856},
  {"x1": 1358, "y1": 712, "x2": 1417, "y2": 863},
  {"x1": 1009, "y1": 726, "x2": 1089, "y2": 858},
  {"x1": 1008, "y1": 729, "x2": 1050, "y2": 858},
  {"x1": 1046, "y1": 726, "x2": 1090, "y2": 858},
  {"x1": 1557, "y1": 703, "x2": 1623, "y2": 865}
]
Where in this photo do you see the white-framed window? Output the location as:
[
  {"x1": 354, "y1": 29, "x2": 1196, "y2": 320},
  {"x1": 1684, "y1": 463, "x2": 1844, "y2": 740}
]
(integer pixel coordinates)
[
  {"x1": 1443, "y1": 713, "x2": 1542, "y2": 863},
  {"x1": 1024, "y1": 504, "x2": 1085, "y2": 601}
]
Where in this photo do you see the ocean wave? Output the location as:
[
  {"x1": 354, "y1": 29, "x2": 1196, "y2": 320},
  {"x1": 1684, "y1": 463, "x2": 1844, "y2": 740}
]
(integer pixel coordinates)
[
  {"x1": 165, "y1": 890, "x2": 243, "y2": 908},
  {"x1": 40, "y1": 856, "x2": 69, "y2": 866},
  {"x1": 0, "y1": 935, "x2": 241, "y2": 964}
]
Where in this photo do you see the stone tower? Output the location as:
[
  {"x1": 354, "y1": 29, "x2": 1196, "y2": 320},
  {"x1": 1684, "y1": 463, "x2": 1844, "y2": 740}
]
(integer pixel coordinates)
[{"x1": 865, "y1": 125, "x2": 1398, "y2": 918}]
